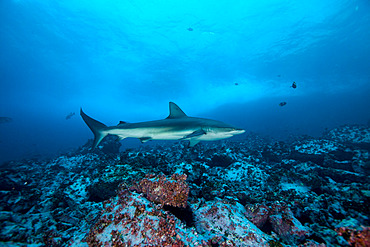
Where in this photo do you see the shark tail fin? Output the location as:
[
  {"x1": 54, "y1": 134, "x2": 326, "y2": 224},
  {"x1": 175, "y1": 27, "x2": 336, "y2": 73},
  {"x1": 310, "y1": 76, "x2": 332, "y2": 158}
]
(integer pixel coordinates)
[{"x1": 80, "y1": 108, "x2": 108, "y2": 149}]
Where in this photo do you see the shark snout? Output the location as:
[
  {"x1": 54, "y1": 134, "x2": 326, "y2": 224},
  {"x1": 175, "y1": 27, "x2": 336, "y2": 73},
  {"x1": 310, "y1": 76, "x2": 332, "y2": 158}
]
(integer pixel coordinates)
[
  {"x1": 233, "y1": 128, "x2": 245, "y2": 135},
  {"x1": 225, "y1": 127, "x2": 245, "y2": 136}
]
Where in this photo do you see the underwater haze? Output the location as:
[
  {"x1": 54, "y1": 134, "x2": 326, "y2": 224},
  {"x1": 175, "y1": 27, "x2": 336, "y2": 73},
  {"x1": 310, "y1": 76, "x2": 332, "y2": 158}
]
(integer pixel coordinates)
[{"x1": 1, "y1": 0, "x2": 370, "y2": 163}]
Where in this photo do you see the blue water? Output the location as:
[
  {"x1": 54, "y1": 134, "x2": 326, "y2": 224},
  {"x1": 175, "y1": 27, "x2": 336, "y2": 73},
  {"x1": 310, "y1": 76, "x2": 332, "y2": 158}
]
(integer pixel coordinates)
[{"x1": 0, "y1": 0, "x2": 369, "y2": 163}]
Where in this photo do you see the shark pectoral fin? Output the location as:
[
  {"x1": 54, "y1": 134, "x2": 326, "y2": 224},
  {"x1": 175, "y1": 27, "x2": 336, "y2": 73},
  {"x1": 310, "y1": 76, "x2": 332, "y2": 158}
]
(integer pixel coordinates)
[
  {"x1": 181, "y1": 129, "x2": 206, "y2": 140},
  {"x1": 116, "y1": 136, "x2": 125, "y2": 142},
  {"x1": 189, "y1": 139, "x2": 200, "y2": 148},
  {"x1": 188, "y1": 139, "x2": 200, "y2": 147},
  {"x1": 139, "y1": 137, "x2": 152, "y2": 143}
]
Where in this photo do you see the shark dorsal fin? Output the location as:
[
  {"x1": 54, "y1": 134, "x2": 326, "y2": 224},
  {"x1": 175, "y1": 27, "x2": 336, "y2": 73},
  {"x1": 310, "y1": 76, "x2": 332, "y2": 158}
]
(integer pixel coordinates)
[{"x1": 167, "y1": 102, "x2": 187, "y2": 119}]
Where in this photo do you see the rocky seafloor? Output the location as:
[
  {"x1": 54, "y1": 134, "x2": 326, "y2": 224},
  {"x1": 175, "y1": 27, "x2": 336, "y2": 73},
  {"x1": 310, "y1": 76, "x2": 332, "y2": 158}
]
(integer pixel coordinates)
[{"x1": 0, "y1": 125, "x2": 369, "y2": 247}]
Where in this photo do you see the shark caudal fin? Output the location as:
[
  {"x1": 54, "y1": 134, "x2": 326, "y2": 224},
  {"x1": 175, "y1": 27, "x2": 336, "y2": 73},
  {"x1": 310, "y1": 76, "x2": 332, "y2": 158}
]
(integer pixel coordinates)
[{"x1": 80, "y1": 109, "x2": 108, "y2": 149}]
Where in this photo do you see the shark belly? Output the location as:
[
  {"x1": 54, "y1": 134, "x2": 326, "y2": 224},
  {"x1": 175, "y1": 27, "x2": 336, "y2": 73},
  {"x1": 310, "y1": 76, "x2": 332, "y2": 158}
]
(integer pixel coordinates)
[
  {"x1": 197, "y1": 132, "x2": 234, "y2": 141},
  {"x1": 108, "y1": 126, "x2": 193, "y2": 141},
  {"x1": 151, "y1": 130, "x2": 193, "y2": 140}
]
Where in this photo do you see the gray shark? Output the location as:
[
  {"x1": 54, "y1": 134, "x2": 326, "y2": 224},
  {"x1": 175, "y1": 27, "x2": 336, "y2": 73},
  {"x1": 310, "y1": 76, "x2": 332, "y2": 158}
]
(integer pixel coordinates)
[
  {"x1": 80, "y1": 102, "x2": 245, "y2": 148},
  {"x1": 0, "y1": 117, "x2": 12, "y2": 124}
]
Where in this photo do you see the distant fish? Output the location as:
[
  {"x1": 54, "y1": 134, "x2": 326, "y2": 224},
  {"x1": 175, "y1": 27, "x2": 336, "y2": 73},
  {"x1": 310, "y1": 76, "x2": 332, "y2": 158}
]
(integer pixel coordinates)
[
  {"x1": 187, "y1": 27, "x2": 193, "y2": 31},
  {"x1": 66, "y1": 112, "x2": 75, "y2": 120},
  {"x1": 279, "y1": 102, "x2": 287, "y2": 107},
  {"x1": 291, "y1": 81, "x2": 297, "y2": 89},
  {"x1": 277, "y1": 75, "x2": 281, "y2": 77},
  {"x1": 0, "y1": 117, "x2": 12, "y2": 124},
  {"x1": 235, "y1": 82, "x2": 239, "y2": 86}
]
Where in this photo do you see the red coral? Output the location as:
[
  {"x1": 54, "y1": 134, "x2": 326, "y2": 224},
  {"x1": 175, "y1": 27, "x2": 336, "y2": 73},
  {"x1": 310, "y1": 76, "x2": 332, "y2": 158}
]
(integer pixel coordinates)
[
  {"x1": 245, "y1": 202, "x2": 310, "y2": 240},
  {"x1": 245, "y1": 204, "x2": 270, "y2": 228},
  {"x1": 84, "y1": 189, "x2": 191, "y2": 246},
  {"x1": 82, "y1": 174, "x2": 191, "y2": 245},
  {"x1": 336, "y1": 226, "x2": 370, "y2": 247},
  {"x1": 43, "y1": 230, "x2": 63, "y2": 246},
  {"x1": 131, "y1": 173, "x2": 189, "y2": 208}
]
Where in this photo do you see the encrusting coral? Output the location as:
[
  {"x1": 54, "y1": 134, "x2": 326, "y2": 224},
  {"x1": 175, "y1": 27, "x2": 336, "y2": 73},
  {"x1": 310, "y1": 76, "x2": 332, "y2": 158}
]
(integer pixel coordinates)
[{"x1": 130, "y1": 173, "x2": 189, "y2": 208}]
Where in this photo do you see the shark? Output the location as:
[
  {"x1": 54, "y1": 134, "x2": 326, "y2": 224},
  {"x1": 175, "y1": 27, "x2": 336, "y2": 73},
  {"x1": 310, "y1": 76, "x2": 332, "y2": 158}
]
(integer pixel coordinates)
[
  {"x1": 80, "y1": 102, "x2": 245, "y2": 148},
  {"x1": 0, "y1": 117, "x2": 12, "y2": 124}
]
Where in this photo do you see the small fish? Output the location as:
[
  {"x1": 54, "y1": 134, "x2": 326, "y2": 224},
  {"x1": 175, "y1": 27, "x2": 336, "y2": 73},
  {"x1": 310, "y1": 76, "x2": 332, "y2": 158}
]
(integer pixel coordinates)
[
  {"x1": 279, "y1": 102, "x2": 287, "y2": 107},
  {"x1": 235, "y1": 83, "x2": 239, "y2": 86},
  {"x1": 291, "y1": 81, "x2": 297, "y2": 89},
  {"x1": 0, "y1": 117, "x2": 12, "y2": 124},
  {"x1": 66, "y1": 112, "x2": 75, "y2": 120},
  {"x1": 187, "y1": 27, "x2": 193, "y2": 31}
]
